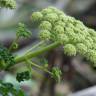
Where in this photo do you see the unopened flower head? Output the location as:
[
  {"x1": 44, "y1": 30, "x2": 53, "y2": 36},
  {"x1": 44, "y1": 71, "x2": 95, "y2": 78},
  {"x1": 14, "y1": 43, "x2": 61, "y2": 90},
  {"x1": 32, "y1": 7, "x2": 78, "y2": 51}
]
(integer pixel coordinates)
[
  {"x1": 31, "y1": 12, "x2": 43, "y2": 22},
  {"x1": 31, "y1": 6, "x2": 96, "y2": 65},
  {"x1": 39, "y1": 21, "x2": 52, "y2": 31},
  {"x1": 64, "y1": 44, "x2": 76, "y2": 56},
  {"x1": 76, "y1": 43, "x2": 87, "y2": 55},
  {"x1": 39, "y1": 30, "x2": 51, "y2": 40}
]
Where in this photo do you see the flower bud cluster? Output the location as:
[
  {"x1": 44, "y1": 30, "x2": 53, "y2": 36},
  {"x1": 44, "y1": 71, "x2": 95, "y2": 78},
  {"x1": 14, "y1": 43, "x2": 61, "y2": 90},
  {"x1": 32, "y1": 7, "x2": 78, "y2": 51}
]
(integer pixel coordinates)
[
  {"x1": 16, "y1": 23, "x2": 32, "y2": 38},
  {"x1": 31, "y1": 7, "x2": 96, "y2": 66},
  {"x1": 0, "y1": 0, "x2": 16, "y2": 9}
]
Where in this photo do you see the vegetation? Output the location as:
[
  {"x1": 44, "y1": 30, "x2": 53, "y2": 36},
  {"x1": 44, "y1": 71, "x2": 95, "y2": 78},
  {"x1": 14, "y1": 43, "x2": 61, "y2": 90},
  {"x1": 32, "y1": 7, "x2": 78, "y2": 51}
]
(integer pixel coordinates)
[{"x1": 0, "y1": 0, "x2": 96, "y2": 95}]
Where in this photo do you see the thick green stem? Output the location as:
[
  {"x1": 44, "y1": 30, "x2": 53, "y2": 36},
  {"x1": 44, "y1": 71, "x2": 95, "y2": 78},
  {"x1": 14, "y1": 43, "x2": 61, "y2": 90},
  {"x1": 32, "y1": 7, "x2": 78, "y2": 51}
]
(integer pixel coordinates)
[
  {"x1": 25, "y1": 41, "x2": 44, "y2": 54},
  {"x1": 15, "y1": 41, "x2": 60, "y2": 64}
]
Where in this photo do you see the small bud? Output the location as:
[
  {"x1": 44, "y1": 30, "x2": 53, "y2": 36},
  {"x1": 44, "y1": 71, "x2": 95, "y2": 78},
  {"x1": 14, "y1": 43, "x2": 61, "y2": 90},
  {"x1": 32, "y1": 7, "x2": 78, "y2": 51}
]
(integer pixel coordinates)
[
  {"x1": 66, "y1": 23, "x2": 74, "y2": 29},
  {"x1": 39, "y1": 30, "x2": 51, "y2": 40},
  {"x1": 83, "y1": 40, "x2": 92, "y2": 48},
  {"x1": 48, "y1": 6, "x2": 64, "y2": 15},
  {"x1": 69, "y1": 33, "x2": 85, "y2": 43},
  {"x1": 69, "y1": 34, "x2": 81, "y2": 43},
  {"x1": 64, "y1": 44, "x2": 76, "y2": 56},
  {"x1": 76, "y1": 43, "x2": 87, "y2": 55},
  {"x1": 92, "y1": 37, "x2": 96, "y2": 43},
  {"x1": 12, "y1": 43, "x2": 18, "y2": 49},
  {"x1": 59, "y1": 14, "x2": 67, "y2": 22},
  {"x1": 86, "y1": 36, "x2": 93, "y2": 44},
  {"x1": 55, "y1": 21, "x2": 65, "y2": 27},
  {"x1": 53, "y1": 25, "x2": 64, "y2": 34},
  {"x1": 65, "y1": 28, "x2": 75, "y2": 37},
  {"x1": 86, "y1": 49, "x2": 96, "y2": 65},
  {"x1": 44, "y1": 13, "x2": 58, "y2": 23},
  {"x1": 39, "y1": 21, "x2": 52, "y2": 31},
  {"x1": 51, "y1": 67, "x2": 62, "y2": 82},
  {"x1": 41, "y1": 8, "x2": 53, "y2": 15},
  {"x1": 31, "y1": 12, "x2": 43, "y2": 22},
  {"x1": 16, "y1": 23, "x2": 32, "y2": 38},
  {"x1": 92, "y1": 44, "x2": 96, "y2": 50},
  {"x1": 57, "y1": 34, "x2": 69, "y2": 44},
  {"x1": 88, "y1": 29, "x2": 96, "y2": 37},
  {"x1": 67, "y1": 16, "x2": 75, "y2": 23}
]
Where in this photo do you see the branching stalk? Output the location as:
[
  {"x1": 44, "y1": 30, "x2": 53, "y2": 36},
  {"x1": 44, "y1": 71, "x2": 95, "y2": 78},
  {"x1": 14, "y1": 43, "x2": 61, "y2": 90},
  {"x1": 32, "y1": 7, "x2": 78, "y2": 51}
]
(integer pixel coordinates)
[
  {"x1": 26, "y1": 60, "x2": 52, "y2": 75},
  {"x1": 15, "y1": 41, "x2": 60, "y2": 64}
]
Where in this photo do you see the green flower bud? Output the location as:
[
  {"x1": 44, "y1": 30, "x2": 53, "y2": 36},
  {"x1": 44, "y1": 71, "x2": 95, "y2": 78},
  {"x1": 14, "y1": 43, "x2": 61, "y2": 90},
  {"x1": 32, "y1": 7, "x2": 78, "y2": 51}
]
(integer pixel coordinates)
[
  {"x1": 12, "y1": 43, "x2": 18, "y2": 50},
  {"x1": 86, "y1": 49, "x2": 96, "y2": 64},
  {"x1": 51, "y1": 67, "x2": 62, "y2": 82},
  {"x1": 57, "y1": 10, "x2": 65, "y2": 15},
  {"x1": 39, "y1": 21, "x2": 52, "y2": 31},
  {"x1": 16, "y1": 23, "x2": 32, "y2": 38},
  {"x1": 48, "y1": 6, "x2": 65, "y2": 15},
  {"x1": 92, "y1": 44, "x2": 96, "y2": 50},
  {"x1": 65, "y1": 27, "x2": 74, "y2": 33},
  {"x1": 67, "y1": 16, "x2": 75, "y2": 23},
  {"x1": 48, "y1": 6, "x2": 58, "y2": 11},
  {"x1": 77, "y1": 29, "x2": 89, "y2": 36},
  {"x1": 69, "y1": 34, "x2": 84, "y2": 43},
  {"x1": 41, "y1": 8, "x2": 53, "y2": 15},
  {"x1": 31, "y1": 12, "x2": 43, "y2": 22},
  {"x1": 39, "y1": 30, "x2": 51, "y2": 40},
  {"x1": 59, "y1": 14, "x2": 67, "y2": 22},
  {"x1": 64, "y1": 44, "x2": 76, "y2": 56},
  {"x1": 71, "y1": 33, "x2": 85, "y2": 43},
  {"x1": 53, "y1": 25, "x2": 64, "y2": 34},
  {"x1": 74, "y1": 28, "x2": 81, "y2": 34},
  {"x1": 86, "y1": 36, "x2": 93, "y2": 44},
  {"x1": 74, "y1": 20, "x2": 84, "y2": 26},
  {"x1": 75, "y1": 23, "x2": 85, "y2": 31},
  {"x1": 88, "y1": 29, "x2": 96, "y2": 37},
  {"x1": 92, "y1": 37, "x2": 96, "y2": 43},
  {"x1": 55, "y1": 21, "x2": 65, "y2": 27},
  {"x1": 65, "y1": 28, "x2": 75, "y2": 37},
  {"x1": 50, "y1": 34, "x2": 57, "y2": 41},
  {"x1": 78, "y1": 33, "x2": 85, "y2": 41},
  {"x1": 57, "y1": 34, "x2": 69, "y2": 44},
  {"x1": 83, "y1": 40, "x2": 92, "y2": 48},
  {"x1": 44, "y1": 13, "x2": 58, "y2": 23},
  {"x1": 0, "y1": 0, "x2": 16, "y2": 9},
  {"x1": 66, "y1": 23, "x2": 74, "y2": 29},
  {"x1": 76, "y1": 43, "x2": 87, "y2": 55}
]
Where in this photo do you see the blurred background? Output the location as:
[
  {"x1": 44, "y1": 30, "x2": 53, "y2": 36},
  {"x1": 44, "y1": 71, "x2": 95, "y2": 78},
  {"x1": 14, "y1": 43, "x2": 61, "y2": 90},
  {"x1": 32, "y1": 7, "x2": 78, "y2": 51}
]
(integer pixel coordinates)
[{"x1": 0, "y1": 0, "x2": 96, "y2": 96}]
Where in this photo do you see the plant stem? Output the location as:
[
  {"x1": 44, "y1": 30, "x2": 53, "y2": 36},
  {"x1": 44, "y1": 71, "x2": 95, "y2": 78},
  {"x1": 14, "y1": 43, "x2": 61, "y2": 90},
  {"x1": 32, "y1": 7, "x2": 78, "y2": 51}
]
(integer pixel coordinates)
[
  {"x1": 9, "y1": 36, "x2": 19, "y2": 51},
  {"x1": 15, "y1": 41, "x2": 60, "y2": 64},
  {"x1": 25, "y1": 41, "x2": 44, "y2": 54},
  {"x1": 26, "y1": 60, "x2": 52, "y2": 75},
  {"x1": 25, "y1": 58, "x2": 33, "y2": 76}
]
